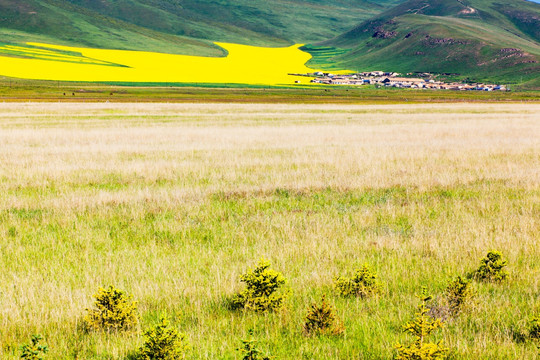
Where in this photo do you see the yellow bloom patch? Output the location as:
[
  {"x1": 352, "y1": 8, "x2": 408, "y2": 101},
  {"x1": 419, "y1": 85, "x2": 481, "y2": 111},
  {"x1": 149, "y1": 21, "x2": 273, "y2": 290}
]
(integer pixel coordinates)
[{"x1": 0, "y1": 42, "x2": 319, "y2": 85}]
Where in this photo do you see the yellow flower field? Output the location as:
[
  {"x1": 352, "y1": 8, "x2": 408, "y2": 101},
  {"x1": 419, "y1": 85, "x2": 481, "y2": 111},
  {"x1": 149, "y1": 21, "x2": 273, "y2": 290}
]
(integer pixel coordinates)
[{"x1": 0, "y1": 42, "x2": 319, "y2": 85}]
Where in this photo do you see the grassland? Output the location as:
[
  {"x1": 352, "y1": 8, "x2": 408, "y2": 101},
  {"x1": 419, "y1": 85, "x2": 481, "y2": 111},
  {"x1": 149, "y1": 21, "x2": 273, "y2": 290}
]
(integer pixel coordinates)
[
  {"x1": 1, "y1": 102, "x2": 539, "y2": 359},
  {"x1": 0, "y1": 77, "x2": 539, "y2": 103}
]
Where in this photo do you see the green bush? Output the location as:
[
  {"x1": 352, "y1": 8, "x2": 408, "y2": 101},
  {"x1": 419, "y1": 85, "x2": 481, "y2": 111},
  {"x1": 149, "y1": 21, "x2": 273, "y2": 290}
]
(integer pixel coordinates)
[
  {"x1": 137, "y1": 317, "x2": 190, "y2": 360},
  {"x1": 303, "y1": 295, "x2": 344, "y2": 336},
  {"x1": 334, "y1": 264, "x2": 382, "y2": 298},
  {"x1": 83, "y1": 285, "x2": 139, "y2": 331},
  {"x1": 529, "y1": 316, "x2": 540, "y2": 340},
  {"x1": 444, "y1": 276, "x2": 475, "y2": 317},
  {"x1": 231, "y1": 259, "x2": 288, "y2": 312},
  {"x1": 237, "y1": 330, "x2": 272, "y2": 360},
  {"x1": 395, "y1": 289, "x2": 449, "y2": 360},
  {"x1": 471, "y1": 251, "x2": 508, "y2": 282},
  {"x1": 20, "y1": 334, "x2": 48, "y2": 360}
]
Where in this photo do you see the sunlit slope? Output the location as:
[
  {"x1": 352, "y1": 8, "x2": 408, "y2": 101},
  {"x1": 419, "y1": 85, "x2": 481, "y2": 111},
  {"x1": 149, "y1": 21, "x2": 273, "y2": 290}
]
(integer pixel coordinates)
[
  {"x1": 0, "y1": 0, "x2": 390, "y2": 55},
  {"x1": 317, "y1": 0, "x2": 540, "y2": 87},
  {"x1": 0, "y1": 42, "x2": 318, "y2": 85}
]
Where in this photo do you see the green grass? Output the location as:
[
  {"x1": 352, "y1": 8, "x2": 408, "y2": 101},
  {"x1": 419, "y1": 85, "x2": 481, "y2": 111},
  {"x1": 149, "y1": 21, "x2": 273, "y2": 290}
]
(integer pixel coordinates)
[
  {"x1": 0, "y1": 42, "x2": 128, "y2": 67},
  {"x1": 300, "y1": 45, "x2": 351, "y2": 71},
  {"x1": 0, "y1": 77, "x2": 538, "y2": 103},
  {"x1": 0, "y1": 0, "x2": 225, "y2": 57},
  {"x1": 2, "y1": 183, "x2": 539, "y2": 359},
  {"x1": 0, "y1": 0, "x2": 384, "y2": 55},
  {"x1": 0, "y1": 102, "x2": 539, "y2": 359}
]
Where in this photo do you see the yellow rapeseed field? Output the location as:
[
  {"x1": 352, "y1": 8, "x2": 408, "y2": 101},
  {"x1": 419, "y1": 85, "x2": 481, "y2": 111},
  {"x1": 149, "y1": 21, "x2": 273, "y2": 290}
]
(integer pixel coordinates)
[{"x1": 0, "y1": 42, "x2": 318, "y2": 85}]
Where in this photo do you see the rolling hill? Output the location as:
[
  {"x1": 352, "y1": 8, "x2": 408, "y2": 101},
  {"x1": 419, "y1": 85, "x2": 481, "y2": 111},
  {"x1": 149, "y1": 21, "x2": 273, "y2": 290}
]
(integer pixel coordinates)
[
  {"x1": 0, "y1": 0, "x2": 539, "y2": 87},
  {"x1": 0, "y1": 0, "x2": 395, "y2": 56},
  {"x1": 316, "y1": 0, "x2": 540, "y2": 87}
]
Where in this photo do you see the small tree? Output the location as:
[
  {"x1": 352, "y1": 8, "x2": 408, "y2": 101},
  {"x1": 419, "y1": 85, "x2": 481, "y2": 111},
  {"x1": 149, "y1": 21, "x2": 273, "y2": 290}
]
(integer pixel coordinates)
[
  {"x1": 444, "y1": 276, "x2": 475, "y2": 317},
  {"x1": 335, "y1": 264, "x2": 382, "y2": 298},
  {"x1": 303, "y1": 295, "x2": 344, "y2": 336},
  {"x1": 529, "y1": 316, "x2": 540, "y2": 340},
  {"x1": 471, "y1": 251, "x2": 508, "y2": 282},
  {"x1": 137, "y1": 317, "x2": 190, "y2": 360},
  {"x1": 395, "y1": 289, "x2": 449, "y2": 360},
  {"x1": 231, "y1": 259, "x2": 288, "y2": 312},
  {"x1": 237, "y1": 330, "x2": 272, "y2": 360},
  {"x1": 84, "y1": 285, "x2": 139, "y2": 331},
  {"x1": 20, "y1": 334, "x2": 48, "y2": 360}
]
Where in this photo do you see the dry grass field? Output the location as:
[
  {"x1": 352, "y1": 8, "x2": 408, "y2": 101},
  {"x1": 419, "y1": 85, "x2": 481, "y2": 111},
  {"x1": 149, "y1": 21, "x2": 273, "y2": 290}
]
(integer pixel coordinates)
[{"x1": 0, "y1": 102, "x2": 539, "y2": 359}]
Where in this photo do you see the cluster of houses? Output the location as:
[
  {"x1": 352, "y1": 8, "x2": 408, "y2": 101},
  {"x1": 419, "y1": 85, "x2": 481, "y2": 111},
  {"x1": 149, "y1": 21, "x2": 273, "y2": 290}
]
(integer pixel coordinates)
[{"x1": 304, "y1": 71, "x2": 507, "y2": 91}]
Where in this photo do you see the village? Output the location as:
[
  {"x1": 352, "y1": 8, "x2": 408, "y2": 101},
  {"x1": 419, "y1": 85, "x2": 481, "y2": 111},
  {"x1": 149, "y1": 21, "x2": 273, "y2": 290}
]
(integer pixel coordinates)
[{"x1": 294, "y1": 71, "x2": 508, "y2": 91}]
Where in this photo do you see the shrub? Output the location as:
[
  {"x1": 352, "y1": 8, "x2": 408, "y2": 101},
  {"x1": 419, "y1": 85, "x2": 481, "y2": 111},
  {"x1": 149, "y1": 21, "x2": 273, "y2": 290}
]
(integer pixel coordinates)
[
  {"x1": 471, "y1": 251, "x2": 508, "y2": 282},
  {"x1": 334, "y1": 264, "x2": 382, "y2": 298},
  {"x1": 237, "y1": 330, "x2": 272, "y2": 360},
  {"x1": 303, "y1": 295, "x2": 344, "y2": 336},
  {"x1": 444, "y1": 276, "x2": 475, "y2": 317},
  {"x1": 231, "y1": 259, "x2": 288, "y2": 312},
  {"x1": 83, "y1": 285, "x2": 139, "y2": 331},
  {"x1": 137, "y1": 317, "x2": 190, "y2": 360},
  {"x1": 395, "y1": 289, "x2": 449, "y2": 360},
  {"x1": 529, "y1": 316, "x2": 540, "y2": 340},
  {"x1": 20, "y1": 334, "x2": 48, "y2": 360}
]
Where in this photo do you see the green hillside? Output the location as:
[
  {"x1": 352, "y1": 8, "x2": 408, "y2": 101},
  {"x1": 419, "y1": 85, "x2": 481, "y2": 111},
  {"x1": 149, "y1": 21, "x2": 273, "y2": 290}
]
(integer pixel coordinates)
[
  {"x1": 0, "y1": 0, "x2": 539, "y2": 87},
  {"x1": 0, "y1": 0, "x2": 389, "y2": 56},
  {"x1": 0, "y1": 0, "x2": 223, "y2": 56},
  {"x1": 314, "y1": 0, "x2": 540, "y2": 87}
]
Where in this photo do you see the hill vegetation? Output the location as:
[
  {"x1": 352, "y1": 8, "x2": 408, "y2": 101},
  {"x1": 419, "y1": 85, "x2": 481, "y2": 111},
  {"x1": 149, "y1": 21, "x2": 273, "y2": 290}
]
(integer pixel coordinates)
[
  {"x1": 0, "y1": 0, "x2": 388, "y2": 56},
  {"x1": 0, "y1": 0, "x2": 539, "y2": 86},
  {"x1": 317, "y1": 0, "x2": 540, "y2": 87}
]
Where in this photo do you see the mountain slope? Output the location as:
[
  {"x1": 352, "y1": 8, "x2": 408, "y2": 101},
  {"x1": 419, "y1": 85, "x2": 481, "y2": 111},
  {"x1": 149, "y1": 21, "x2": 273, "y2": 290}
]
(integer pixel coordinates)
[
  {"x1": 1, "y1": 0, "x2": 538, "y2": 87},
  {"x1": 65, "y1": 0, "x2": 385, "y2": 43},
  {"x1": 0, "y1": 0, "x2": 223, "y2": 56},
  {"x1": 0, "y1": 0, "x2": 391, "y2": 56},
  {"x1": 317, "y1": 0, "x2": 540, "y2": 86}
]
